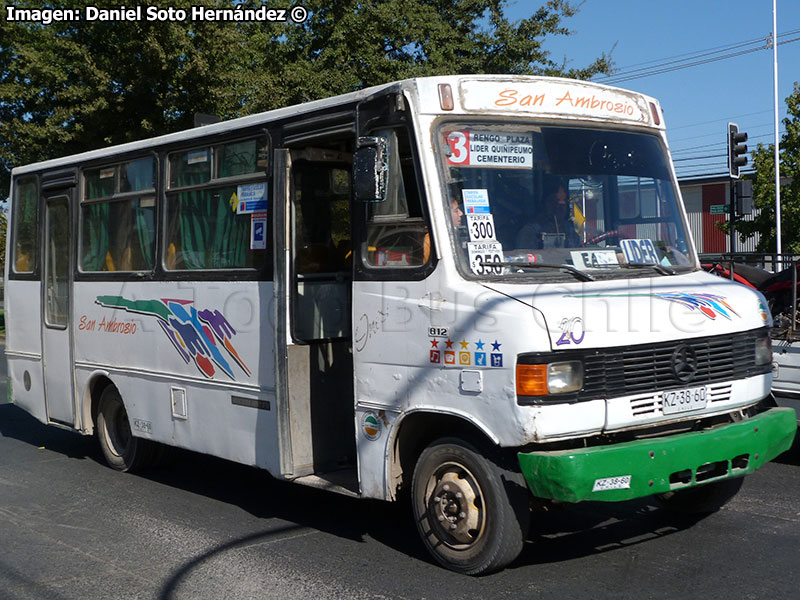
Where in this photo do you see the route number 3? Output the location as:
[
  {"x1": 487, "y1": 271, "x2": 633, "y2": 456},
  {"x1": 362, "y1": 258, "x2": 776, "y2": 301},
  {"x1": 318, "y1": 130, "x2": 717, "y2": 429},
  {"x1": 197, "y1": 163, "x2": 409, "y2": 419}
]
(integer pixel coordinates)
[{"x1": 447, "y1": 131, "x2": 469, "y2": 164}]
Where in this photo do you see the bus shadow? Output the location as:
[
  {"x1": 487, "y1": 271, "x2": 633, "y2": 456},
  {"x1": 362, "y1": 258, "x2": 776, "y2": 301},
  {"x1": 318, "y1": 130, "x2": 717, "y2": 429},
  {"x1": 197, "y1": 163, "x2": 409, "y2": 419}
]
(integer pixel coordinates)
[
  {"x1": 0, "y1": 403, "x2": 98, "y2": 460},
  {"x1": 147, "y1": 444, "x2": 702, "y2": 586},
  {"x1": 0, "y1": 403, "x2": 705, "y2": 581},
  {"x1": 774, "y1": 432, "x2": 800, "y2": 466},
  {"x1": 512, "y1": 500, "x2": 701, "y2": 570},
  {"x1": 151, "y1": 479, "x2": 701, "y2": 595}
]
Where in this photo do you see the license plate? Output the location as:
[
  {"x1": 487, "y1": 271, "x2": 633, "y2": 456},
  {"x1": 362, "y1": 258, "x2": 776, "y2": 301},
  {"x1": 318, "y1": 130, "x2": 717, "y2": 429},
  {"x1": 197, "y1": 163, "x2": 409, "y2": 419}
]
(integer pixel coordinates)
[
  {"x1": 592, "y1": 475, "x2": 632, "y2": 492},
  {"x1": 662, "y1": 385, "x2": 708, "y2": 415}
]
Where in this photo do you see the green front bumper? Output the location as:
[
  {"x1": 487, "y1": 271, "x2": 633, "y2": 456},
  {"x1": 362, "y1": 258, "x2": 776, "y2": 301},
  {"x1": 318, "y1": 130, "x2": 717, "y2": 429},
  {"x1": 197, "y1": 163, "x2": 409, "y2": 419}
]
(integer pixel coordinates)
[{"x1": 518, "y1": 408, "x2": 797, "y2": 503}]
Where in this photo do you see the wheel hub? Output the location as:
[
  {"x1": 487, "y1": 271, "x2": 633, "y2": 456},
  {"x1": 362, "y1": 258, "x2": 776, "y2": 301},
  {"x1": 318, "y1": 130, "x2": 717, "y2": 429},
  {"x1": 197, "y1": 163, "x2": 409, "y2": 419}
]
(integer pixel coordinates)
[{"x1": 427, "y1": 466, "x2": 484, "y2": 546}]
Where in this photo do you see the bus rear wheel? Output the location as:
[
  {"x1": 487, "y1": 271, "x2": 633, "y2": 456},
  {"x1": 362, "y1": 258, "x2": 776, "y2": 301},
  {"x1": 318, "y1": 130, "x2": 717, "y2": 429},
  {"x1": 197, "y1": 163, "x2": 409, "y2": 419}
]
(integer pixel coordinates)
[
  {"x1": 411, "y1": 437, "x2": 530, "y2": 575},
  {"x1": 96, "y1": 386, "x2": 158, "y2": 473}
]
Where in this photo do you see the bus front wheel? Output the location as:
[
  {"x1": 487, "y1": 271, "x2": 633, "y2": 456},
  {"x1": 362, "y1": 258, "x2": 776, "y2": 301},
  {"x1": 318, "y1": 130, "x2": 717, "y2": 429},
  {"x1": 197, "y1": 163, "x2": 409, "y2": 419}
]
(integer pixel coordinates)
[
  {"x1": 96, "y1": 386, "x2": 157, "y2": 473},
  {"x1": 411, "y1": 437, "x2": 530, "y2": 575}
]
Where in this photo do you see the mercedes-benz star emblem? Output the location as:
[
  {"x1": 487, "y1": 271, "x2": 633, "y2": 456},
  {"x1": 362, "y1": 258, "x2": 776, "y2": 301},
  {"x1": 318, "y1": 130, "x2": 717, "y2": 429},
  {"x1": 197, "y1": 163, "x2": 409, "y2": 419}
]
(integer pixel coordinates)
[{"x1": 671, "y1": 344, "x2": 698, "y2": 382}]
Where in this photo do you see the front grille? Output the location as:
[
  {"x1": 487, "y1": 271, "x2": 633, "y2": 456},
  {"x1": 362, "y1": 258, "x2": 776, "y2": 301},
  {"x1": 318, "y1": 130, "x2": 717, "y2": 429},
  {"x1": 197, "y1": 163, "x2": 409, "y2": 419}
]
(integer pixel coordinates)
[{"x1": 518, "y1": 328, "x2": 771, "y2": 405}]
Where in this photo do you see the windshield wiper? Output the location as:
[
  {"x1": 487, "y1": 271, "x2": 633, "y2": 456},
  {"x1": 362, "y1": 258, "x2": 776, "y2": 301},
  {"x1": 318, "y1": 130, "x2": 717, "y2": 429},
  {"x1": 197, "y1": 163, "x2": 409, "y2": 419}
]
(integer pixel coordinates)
[
  {"x1": 618, "y1": 263, "x2": 677, "y2": 276},
  {"x1": 497, "y1": 262, "x2": 595, "y2": 282}
]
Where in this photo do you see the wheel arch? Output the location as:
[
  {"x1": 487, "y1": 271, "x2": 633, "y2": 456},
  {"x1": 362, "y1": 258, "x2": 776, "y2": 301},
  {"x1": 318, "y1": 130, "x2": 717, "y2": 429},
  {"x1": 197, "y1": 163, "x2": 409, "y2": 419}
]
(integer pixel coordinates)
[
  {"x1": 79, "y1": 370, "x2": 114, "y2": 435},
  {"x1": 387, "y1": 408, "x2": 501, "y2": 501}
]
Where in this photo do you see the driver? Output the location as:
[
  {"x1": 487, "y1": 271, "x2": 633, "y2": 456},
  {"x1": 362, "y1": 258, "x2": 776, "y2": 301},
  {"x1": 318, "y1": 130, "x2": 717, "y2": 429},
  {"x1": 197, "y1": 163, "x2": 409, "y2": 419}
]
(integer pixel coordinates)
[{"x1": 515, "y1": 179, "x2": 579, "y2": 249}]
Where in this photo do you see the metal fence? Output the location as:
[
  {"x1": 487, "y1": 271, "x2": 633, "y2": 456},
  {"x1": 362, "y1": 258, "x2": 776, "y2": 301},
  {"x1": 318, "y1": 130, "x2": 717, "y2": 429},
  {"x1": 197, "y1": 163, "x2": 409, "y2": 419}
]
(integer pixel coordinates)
[
  {"x1": 700, "y1": 253, "x2": 800, "y2": 339},
  {"x1": 699, "y1": 253, "x2": 800, "y2": 272}
]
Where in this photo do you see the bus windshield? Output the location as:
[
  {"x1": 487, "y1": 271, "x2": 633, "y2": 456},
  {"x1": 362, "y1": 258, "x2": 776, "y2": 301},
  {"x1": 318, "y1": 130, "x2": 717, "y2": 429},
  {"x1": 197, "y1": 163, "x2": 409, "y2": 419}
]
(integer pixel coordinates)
[{"x1": 438, "y1": 123, "x2": 694, "y2": 279}]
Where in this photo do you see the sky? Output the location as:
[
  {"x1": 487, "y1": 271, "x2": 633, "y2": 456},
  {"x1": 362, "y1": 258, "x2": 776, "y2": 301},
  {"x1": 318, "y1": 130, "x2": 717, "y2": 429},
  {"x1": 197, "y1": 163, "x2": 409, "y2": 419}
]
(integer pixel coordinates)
[{"x1": 508, "y1": 0, "x2": 800, "y2": 181}]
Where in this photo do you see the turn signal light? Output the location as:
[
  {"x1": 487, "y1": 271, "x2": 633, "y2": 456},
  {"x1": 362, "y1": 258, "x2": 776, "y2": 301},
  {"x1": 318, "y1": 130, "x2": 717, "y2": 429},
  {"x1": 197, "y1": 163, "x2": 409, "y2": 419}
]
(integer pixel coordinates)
[
  {"x1": 516, "y1": 361, "x2": 584, "y2": 396},
  {"x1": 516, "y1": 364, "x2": 548, "y2": 396}
]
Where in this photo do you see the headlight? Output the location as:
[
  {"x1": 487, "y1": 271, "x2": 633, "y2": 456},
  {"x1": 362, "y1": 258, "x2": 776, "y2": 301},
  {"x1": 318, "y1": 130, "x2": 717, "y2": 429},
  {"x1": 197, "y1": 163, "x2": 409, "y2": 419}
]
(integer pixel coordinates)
[
  {"x1": 516, "y1": 361, "x2": 584, "y2": 396},
  {"x1": 755, "y1": 335, "x2": 772, "y2": 366},
  {"x1": 547, "y1": 361, "x2": 584, "y2": 393}
]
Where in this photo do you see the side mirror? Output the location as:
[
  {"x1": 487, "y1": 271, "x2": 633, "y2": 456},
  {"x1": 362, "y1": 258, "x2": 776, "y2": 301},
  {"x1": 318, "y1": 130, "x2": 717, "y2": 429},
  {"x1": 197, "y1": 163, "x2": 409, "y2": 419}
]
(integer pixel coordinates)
[{"x1": 353, "y1": 136, "x2": 387, "y2": 202}]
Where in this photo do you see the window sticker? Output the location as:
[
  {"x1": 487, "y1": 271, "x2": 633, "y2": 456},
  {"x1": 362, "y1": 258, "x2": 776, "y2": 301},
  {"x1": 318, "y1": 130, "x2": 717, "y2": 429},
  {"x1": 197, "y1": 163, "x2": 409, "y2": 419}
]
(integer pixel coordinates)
[
  {"x1": 100, "y1": 167, "x2": 115, "y2": 179},
  {"x1": 620, "y1": 239, "x2": 659, "y2": 265},
  {"x1": 461, "y1": 189, "x2": 491, "y2": 214},
  {"x1": 446, "y1": 130, "x2": 533, "y2": 169},
  {"x1": 466, "y1": 213, "x2": 496, "y2": 242},
  {"x1": 570, "y1": 250, "x2": 619, "y2": 269},
  {"x1": 236, "y1": 182, "x2": 268, "y2": 214},
  {"x1": 187, "y1": 149, "x2": 209, "y2": 165},
  {"x1": 467, "y1": 241, "x2": 503, "y2": 276},
  {"x1": 250, "y1": 212, "x2": 267, "y2": 250}
]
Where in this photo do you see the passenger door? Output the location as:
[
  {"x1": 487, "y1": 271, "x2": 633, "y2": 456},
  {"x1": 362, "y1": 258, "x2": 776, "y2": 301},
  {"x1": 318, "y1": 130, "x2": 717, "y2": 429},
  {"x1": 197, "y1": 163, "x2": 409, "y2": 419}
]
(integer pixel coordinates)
[
  {"x1": 274, "y1": 146, "x2": 356, "y2": 483},
  {"x1": 41, "y1": 189, "x2": 75, "y2": 425}
]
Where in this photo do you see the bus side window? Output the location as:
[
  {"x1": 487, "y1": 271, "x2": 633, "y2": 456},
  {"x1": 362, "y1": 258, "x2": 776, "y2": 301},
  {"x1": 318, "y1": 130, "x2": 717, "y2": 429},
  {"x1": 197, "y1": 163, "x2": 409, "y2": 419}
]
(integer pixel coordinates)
[
  {"x1": 165, "y1": 139, "x2": 269, "y2": 271},
  {"x1": 81, "y1": 158, "x2": 156, "y2": 272},
  {"x1": 81, "y1": 198, "x2": 156, "y2": 271},
  {"x1": 294, "y1": 163, "x2": 351, "y2": 274},
  {"x1": 12, "y1": 177, "x2": 39, "y2": 274},
  {"x1": 362, "y1": 129, "x2": 430, "y2": 269},
  {"x1": 291, "y1": 157, "x2": 352, "y2": 342}
]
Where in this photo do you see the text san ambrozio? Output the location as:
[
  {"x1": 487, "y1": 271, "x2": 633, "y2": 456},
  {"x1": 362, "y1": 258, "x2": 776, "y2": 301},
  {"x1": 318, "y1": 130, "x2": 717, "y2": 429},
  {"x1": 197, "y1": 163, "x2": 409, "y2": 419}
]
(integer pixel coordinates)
[
  {"x1": 460, "y1": 79, "x2": 652, "y2": 125},
  {"x1": 79, "y1": 314, "x2": 137, "y2": 335}
]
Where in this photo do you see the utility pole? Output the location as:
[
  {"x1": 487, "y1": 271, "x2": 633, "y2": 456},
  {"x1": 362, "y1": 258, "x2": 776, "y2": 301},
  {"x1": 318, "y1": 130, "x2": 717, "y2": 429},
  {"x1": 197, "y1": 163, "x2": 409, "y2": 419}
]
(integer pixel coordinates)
[{"x1": 772, "y1": 0, "x2": 782, "y2": 259}]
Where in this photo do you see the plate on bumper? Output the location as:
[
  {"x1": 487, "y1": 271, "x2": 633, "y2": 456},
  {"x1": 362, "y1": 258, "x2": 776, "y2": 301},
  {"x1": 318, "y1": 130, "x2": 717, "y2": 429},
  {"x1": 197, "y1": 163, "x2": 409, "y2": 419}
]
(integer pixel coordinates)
[{"x1": 662, "y1": 385, "x2": 708, "y2": 415}]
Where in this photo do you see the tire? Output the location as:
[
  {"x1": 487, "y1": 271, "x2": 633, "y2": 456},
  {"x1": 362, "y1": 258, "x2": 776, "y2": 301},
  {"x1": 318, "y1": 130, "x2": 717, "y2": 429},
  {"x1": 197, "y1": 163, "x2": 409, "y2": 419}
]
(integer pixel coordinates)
[
  {"x1": 657, "y1": 477, "x2": 744, "y2": 514},
  {"x1": 96, "y1": 386, "x2": 159, "y2": 473},
  {"x1": 411, "y1": 437, "x2": 530, "y2": 575}
]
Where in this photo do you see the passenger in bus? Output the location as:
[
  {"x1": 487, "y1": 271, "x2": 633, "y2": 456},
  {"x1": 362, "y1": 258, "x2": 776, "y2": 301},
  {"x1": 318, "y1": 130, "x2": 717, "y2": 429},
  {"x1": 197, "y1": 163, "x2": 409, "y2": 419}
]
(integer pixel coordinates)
[
  {"x1": 515, "y1": 180, "x2": 579, "y2": 249},
  {"x1": 450, "y1": 196, "x2": 464, "y2": 225},
  {"x1": 449, "y1": 194, "x2": 470, "y2": 251}
]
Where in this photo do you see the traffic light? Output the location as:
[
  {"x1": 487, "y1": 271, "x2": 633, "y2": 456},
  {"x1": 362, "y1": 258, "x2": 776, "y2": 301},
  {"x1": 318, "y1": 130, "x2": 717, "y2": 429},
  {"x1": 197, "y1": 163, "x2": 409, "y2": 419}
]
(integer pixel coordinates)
[
  {"x1": 728, "y1": 122, "x2": 748, "y2": 179},
  {"x1": 735, "y1": 179, "x2": 753, "y2": 215}
]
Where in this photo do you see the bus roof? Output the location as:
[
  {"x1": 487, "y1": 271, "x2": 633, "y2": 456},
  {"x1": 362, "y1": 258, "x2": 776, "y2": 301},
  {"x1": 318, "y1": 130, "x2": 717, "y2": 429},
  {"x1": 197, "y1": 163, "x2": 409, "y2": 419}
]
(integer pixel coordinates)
[{"x1": 11, "y1": 75, "x2": 662, "y2": 176}]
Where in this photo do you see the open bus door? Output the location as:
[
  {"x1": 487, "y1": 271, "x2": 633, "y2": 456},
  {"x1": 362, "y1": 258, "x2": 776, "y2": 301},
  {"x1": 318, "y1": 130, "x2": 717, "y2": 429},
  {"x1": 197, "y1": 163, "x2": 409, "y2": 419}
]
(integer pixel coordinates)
[{"x1": 273, "y1": 146, "x2": 358, "y2": 493}]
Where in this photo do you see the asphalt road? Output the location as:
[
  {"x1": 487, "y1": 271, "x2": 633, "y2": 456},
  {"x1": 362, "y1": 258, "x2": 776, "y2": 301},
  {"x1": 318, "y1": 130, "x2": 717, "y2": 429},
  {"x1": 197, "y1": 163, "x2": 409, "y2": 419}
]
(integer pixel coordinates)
[{"x1": 1, "y1": 346, "x2": 799, "y2": 599}]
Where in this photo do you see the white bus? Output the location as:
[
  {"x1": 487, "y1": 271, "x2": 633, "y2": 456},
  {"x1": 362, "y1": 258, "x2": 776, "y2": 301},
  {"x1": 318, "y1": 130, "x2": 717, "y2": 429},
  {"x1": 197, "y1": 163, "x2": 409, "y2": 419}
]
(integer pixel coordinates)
[{"x1": 5, "y1": 75, "x2": 796, "y2": 575}]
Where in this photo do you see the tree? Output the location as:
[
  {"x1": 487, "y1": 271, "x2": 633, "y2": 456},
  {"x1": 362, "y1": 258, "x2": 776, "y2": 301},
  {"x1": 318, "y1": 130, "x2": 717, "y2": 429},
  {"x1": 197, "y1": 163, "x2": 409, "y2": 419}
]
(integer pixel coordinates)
[
  {"x1": 0, "y1": 0, "x2": 612, "y2": 195},
  {"x1": 0, "y1": 0, "x2": 257, "y2": 194},
  {"x1": 245, "y1": 0, "x2": 612, "y2": 110},
  {"x1": 736, "y1": 82, "x2": 800, "y2": 253}
]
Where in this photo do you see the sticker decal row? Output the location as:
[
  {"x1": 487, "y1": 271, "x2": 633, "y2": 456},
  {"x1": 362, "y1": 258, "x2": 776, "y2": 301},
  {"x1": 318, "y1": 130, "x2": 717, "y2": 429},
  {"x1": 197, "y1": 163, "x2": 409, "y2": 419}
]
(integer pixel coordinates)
[{"x1": 429, "y1": 338, "x2": 504, "y2": 368}]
